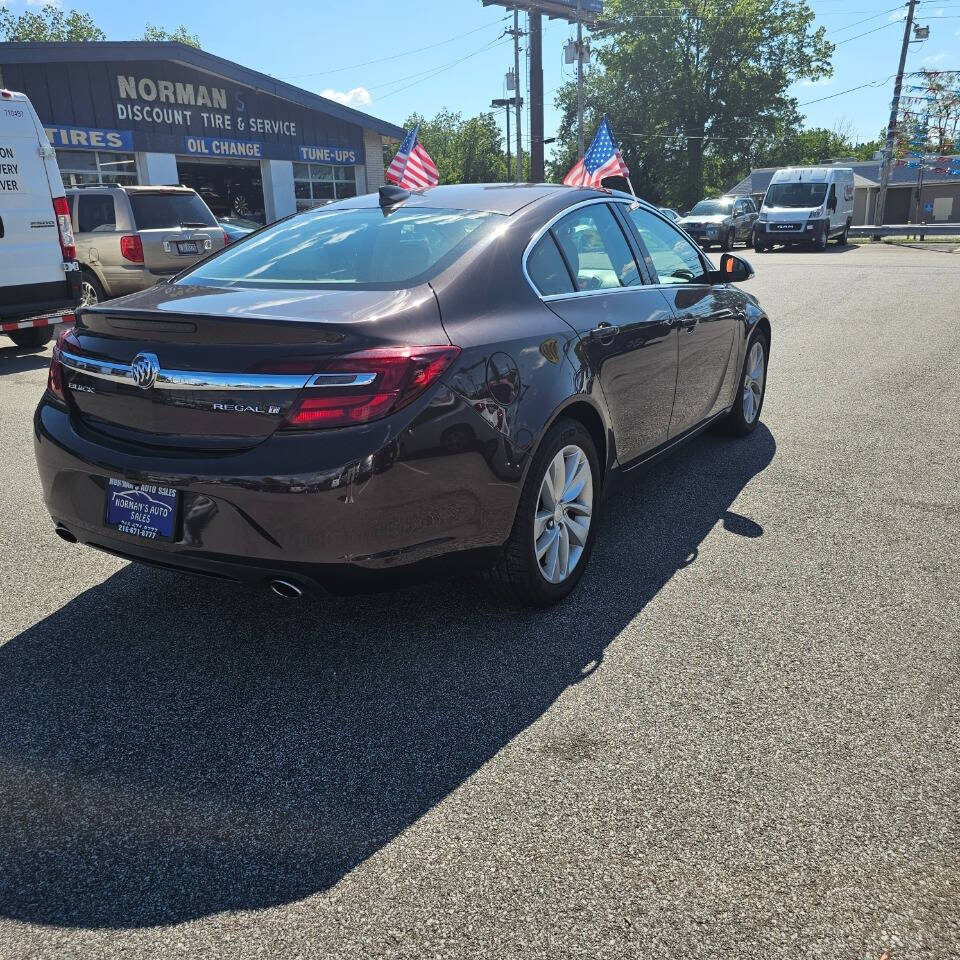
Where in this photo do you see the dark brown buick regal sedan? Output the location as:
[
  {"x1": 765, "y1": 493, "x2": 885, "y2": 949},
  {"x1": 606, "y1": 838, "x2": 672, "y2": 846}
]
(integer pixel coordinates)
[{"x1": 34, "y1": 183, "x2": 771, "y2": 606}]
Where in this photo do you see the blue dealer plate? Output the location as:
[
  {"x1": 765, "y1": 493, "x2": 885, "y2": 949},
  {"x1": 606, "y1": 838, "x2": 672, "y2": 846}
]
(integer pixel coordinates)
[{"x1": 105, "y1": 479, "x2": 178, "y2": 541}]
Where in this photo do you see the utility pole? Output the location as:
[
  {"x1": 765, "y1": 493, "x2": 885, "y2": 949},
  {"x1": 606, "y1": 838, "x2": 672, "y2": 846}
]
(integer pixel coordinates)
[
  {"x1": 576, "y1": 4, "x2": 585, "y2": 158},
  {"x1": 529, "y1": 11, "x2": 543, "y2": 181},
  {"x1": 875, "y1": 0, "x2": 918, "y2": 225},
  {"x1": 512, "y1": 7, "x2": 523, "y2": 180},
  {"x1": 491, "y1": 97, "x2": 519, "y2": 180}
]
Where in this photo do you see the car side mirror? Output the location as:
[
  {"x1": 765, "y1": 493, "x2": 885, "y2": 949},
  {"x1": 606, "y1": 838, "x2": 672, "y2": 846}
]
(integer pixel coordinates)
[{"x1": 709, "y1": 253, "x2": 753, "y2": 284}]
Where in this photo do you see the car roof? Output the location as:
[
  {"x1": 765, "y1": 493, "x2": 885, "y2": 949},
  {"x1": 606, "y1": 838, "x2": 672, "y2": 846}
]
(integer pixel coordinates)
[
  {"x1": 335, "y1": 182, "x2": 630, "y2": 216},
  {"x1": 65, "y1": 184, "x2": 198, "y2": 194}
]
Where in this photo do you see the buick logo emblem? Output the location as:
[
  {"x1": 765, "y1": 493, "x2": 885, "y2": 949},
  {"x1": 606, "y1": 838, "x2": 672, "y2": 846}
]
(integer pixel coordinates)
[{"x1": 130, "y1": 352, "x2": 160, "y2": 390}]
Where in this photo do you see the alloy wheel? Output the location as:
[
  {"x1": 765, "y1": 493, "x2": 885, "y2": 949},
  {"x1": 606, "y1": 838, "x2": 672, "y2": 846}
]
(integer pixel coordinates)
[
  {"x1": 534, "y1": 444, "x2": 593, "y2": 584},
  {"x1": 742, "y1": 341, "x2": 766, "y2": 424},
  {"x1": 80, "y1": 280, "x2": 99, "y2": 307}
]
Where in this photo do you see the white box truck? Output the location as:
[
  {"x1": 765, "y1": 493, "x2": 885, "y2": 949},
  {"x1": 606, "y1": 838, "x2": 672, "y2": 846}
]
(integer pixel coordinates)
[
  {"x1": 0, "y1": 88, "x2": 80, "y2": 348},
  {"x1": 753, "y1": 166, "x2": 855, "y2": 253}
]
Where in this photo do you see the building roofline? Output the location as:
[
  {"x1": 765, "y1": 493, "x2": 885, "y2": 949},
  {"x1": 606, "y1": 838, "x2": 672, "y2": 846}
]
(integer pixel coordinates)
[{"x1": 0, "y1": 41, "x2": 405, "y2": 139}]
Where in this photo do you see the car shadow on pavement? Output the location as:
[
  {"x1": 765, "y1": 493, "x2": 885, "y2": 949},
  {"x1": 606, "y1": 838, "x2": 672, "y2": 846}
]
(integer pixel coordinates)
[
  {"x1": 0, "y1": 345, "x2": 51, "y2": 375},
  {"x1": 0, "y1": 425, "x2": 775, "y2": 929}
]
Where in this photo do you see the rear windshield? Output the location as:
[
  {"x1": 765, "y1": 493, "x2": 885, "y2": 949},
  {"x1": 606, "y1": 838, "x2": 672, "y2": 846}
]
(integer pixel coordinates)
[
  {"x1": 764, "y1": 183, "x2": 827, "y2": 208},
  {"x1": 180, "y1": 205, "x2": 502, "y2": 290},
  {"x1": 130, "y1": 192, "x2": 218, "y2": 229},
  {"x1": 689, "y1": 199, "x2": 734, "y2": 216}
]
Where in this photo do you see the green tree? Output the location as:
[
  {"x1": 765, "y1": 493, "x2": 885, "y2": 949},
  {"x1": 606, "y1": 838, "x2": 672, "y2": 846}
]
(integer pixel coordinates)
[
  {"x1": 384, "y1": 110, "x2": 515, "y2": 185},
  {"x1": 141, "y1": 23, "x2": 201, "y2": 48},
  {"x1": 754, "y1": 125, "x2": 882, "y2": 170},
  {"x1": 551, "y1": 0, "x2": 832, "y2": 208},
  {"x1": 0, "y1": 3, "x2": 105, "y2": 41}
]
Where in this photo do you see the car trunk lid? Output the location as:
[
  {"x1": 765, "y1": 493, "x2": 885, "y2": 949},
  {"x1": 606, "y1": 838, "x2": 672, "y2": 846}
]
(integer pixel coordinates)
[{"x1": 61, "y1": 282, "x2": 447, "y2": 450}]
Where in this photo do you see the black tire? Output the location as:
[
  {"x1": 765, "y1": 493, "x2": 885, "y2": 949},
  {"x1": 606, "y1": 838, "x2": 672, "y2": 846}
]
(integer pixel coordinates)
[
  {"x1": 753, "y1": 235, "x2": 766, "y2": 253},
  {"x1": 813, "y1": 225, "x2": 828, "y2": 251},
  {"x1": 835, "y1": 221, "x2": 850, "y2": 245},
  {"x1": 7, "y1": 325, "x2": 55, "y2": 349},
  {"x1": 723, "y1": 330, "x2": 769, "y2": 437},
  {"x1": 484, "y1": 417, "x2": 601, "y2": 607},
  {"x1": 80, "y1": 270, "x2": 106, "y2": 307},
  {"x1": 721, "y1": 227, "x2": 734, "y2": 252}
]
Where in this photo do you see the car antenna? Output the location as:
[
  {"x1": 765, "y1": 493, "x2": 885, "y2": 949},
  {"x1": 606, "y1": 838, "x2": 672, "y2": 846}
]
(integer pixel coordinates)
[{"x1": 379, "y1": 184, "x2": 409, "y2": 209}]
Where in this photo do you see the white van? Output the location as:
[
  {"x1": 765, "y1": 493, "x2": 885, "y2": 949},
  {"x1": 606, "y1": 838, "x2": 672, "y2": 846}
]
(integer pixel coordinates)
[
  {"x1": 0, "y1": 88, "x2": 80, "y2": 348},
  {"x1": 754, "y1": 166, "x2": 855, "y2": 252}
]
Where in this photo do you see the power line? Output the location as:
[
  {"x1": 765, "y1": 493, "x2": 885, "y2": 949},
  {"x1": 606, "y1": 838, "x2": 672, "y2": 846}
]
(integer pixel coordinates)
[
  {"x1": 375, "y1": 38, "x2": 514, "y2": 102},
  {"x1": 282, "y1": 20, "x2": 509, "y2": 80}
]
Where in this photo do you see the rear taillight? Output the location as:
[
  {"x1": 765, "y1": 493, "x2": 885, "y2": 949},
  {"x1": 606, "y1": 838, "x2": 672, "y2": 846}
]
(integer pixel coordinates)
[
  {"x1": 282, "y1": 346, "x2": 460, "y2": 430},
  {"x1": 222, "y1": 231, "x2": 230, "y2": 245},
  {"x1": 47, "y1": 326, "x2": 74, "y2": 403},
  {"x1": 52, "y1": 197, "x2": 76, "y2": 261},
  {"x1": 120, "y1": 234, "x2": 144, "y2": 263}
]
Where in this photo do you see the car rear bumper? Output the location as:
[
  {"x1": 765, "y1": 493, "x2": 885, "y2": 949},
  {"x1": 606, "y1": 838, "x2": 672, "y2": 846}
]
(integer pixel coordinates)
[
  {"x1": 0, "y1": 274, "x2": 81, "y2": 322},
  {"x1": 33, "y1": 391, "x2": 521, "y2": 591}
]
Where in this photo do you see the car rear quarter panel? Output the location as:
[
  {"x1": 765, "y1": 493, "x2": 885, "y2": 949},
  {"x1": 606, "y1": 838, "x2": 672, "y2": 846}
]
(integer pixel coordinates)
[{"x1": 432, "y1": 196, "x2": 614, "y2": 488}]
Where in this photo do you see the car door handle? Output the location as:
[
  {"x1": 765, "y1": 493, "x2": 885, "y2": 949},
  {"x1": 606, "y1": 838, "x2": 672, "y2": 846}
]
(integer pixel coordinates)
[
  {"x1": 668, "y1": 314, "x2": 698, "y2": 329},
  {"x1": 588, "y1": 323, "x2": 620, "y2": 341},
  {"x1": 0, "y1": 215, "x2": 4, "y2": 239}
]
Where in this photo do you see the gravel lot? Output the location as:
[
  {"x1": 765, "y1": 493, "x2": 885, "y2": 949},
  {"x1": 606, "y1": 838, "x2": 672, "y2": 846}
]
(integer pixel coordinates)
[{"x1": 1, "y1": 243, "x2": 958, "y2": 959}]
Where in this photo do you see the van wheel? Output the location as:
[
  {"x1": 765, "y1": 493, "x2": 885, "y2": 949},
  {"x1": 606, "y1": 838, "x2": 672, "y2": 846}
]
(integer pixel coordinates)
[
  {"x1": 484, "y1": 417, "x2": 600, "y2": 606},
  {"x1": 8, "y1": 326, "x2": 55, "y2": 349},
  {"x1": 80, "y1": 272, "x2": 105, "y2": 307},
  {"x1": 753, "y1": 237, "x2": 766, "y2": 253},
  {"x1": 813, "y1": 226, "x2": 828, "y2": 251},
  {"x1": 835, "y1": 221, "x2": 850, "y2": 245}
]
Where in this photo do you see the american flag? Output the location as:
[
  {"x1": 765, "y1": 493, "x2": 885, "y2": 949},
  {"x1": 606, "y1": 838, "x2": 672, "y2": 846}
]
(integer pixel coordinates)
[
  {"x1": 385, "y1": 124, "x2": 439, "y2": 190},
  {"x1": 563, "y1": 115, "x2": 630, "y2": 188}
]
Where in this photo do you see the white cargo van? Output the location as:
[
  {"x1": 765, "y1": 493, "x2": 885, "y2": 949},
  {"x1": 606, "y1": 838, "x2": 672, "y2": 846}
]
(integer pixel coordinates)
[
  {"x1": 0, "y1": 88, "x2": 80, "y2": 348},
  {"x1": 753, "y1": 166, "x2": 855, "y2": 253}
]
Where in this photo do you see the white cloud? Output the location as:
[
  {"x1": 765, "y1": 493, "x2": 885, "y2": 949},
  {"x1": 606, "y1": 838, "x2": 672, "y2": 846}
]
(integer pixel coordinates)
[
  {"x1": 923, "y1": 51, "x2": 949, "y2": 64},
  {"x1": 800, "y1": 77, "x2": 832, "y2": 87},
  {"x1": 888, "y1": 9, "x2": 906, "y2": 21},
  {"x1": 27, "y1": 0, "x2": 63, "y2": 6},
  {"x1": 320, "y1": 86, "x2": 372, "y2": 108}
]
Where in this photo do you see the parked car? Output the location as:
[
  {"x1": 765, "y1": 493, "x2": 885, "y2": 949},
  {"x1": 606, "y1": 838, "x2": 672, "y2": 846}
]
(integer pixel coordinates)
[
  {"x1": 679, "y1": 196, "x2": 758, "y2": 251},
  {"x1": 658, "y1": 207, "x2": 681, "y2": 222},
  {"x1": 219, "y1": 216, "x2": 260, "y2": 243},
  {"x1": 35, "y1": 183, "x2": 771, "y2": 606},
  {"x1": 0, "y1": 88, "x2": 80, "y2": 348},
  {"x1": 67, "y1": 184, "x2": 227, "y2": 306},
  {"x1": 753, "y1": 166, "x2": 854, "y2": 252}
]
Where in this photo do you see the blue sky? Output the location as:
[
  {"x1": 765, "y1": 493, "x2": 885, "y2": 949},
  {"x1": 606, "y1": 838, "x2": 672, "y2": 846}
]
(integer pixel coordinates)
[{"x1": 13, "y1": 0, "x2": 960, "y2": 157}]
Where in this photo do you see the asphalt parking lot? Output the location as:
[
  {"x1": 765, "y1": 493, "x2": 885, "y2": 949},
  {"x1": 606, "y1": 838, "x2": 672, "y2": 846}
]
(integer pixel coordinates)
[{"x1": 1, "y1": 243, "x2": 958, "y2": 959}]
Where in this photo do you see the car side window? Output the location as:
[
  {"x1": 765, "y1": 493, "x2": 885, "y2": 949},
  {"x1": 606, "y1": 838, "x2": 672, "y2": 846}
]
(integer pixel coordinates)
[
  {"x1": 77, "y1": 195, "x2": 116, "y2": 233},
  {"x1": 526, "y1": 233, "x2": 575, "y2": 297},
  {"x1": 551, "y1": 204, "x2": 641, "y2": 292},
  {"x1": 627, "y1": 208, "x2": 707, "y2": 285}
]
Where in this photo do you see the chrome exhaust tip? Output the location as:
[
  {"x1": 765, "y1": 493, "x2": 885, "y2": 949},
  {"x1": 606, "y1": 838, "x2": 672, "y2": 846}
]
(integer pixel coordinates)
[
  {"x1": 55, "y1": 524, "x2": 78, "y2": 544},
  {"x1": 269, "y1": 578, "x2": 303, "y2": 599}
]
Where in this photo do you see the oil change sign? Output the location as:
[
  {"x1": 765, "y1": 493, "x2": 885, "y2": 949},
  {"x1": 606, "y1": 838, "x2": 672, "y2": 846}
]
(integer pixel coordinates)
[{"x1": 0, "y1": 146, "x2": 20, "y2": 192}]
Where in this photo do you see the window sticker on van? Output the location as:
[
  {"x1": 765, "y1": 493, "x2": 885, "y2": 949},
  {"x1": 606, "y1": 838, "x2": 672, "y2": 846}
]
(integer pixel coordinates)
[{"x1": 844, "y1": 184, "x2": 854, "y2": 202}]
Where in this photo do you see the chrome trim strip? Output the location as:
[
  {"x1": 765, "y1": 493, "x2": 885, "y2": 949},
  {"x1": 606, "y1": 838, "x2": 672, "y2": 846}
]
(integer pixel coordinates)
[
  {"x1": 59, "y1": 350, "x2": 311, "y2": 391},
  {"x1": 59, "y1": 351, "x2": 135, "y2": 386},
  {"x1": 521, "y1": 197, "x2": 636, "y2": 301},
  {"x1": 307, "y1": 372, "x2": 378, "y2": 388}
]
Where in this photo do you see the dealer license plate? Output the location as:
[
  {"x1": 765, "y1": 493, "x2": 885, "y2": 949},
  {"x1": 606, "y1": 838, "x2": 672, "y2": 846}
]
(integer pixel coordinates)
[
  {"x1": 177, "y1": 240, "x2": 199, "y2": 255},
  {"x1": 105, "y1": 479, "x2": 178, "y2": 541}
]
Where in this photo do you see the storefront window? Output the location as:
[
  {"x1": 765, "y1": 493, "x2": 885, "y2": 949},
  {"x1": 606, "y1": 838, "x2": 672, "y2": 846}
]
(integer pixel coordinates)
[
  {"x1": 293, "y1": 162, "x2": 357, "y2": 210},
  {"x1": 56, "y1": 150, "x2": 138, "y2": 187}
]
